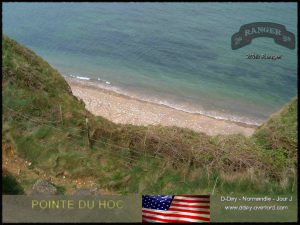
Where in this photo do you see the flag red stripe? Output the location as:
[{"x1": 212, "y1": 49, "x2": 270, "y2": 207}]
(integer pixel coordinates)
[
  {"x1": 168, "y1": 208, "x2": 210, "y2": 214},
  {"x1": 176, "y1": 195, "x2": 210, "y2": 198},
  {"x1": 170, "y1": 203, "x2": 210, "y2": 209},
  {"x1": 142, "y1": 215, "x2": 210, "y2": 223},
  {"x1": 142, "y1": 209, "x2": 210, "y2": 220},
  {"x1": 172, "y1": 199, "x2": 210, "y2": 203}
]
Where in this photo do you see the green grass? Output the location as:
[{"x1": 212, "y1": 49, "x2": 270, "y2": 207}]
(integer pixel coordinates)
[
  {"x1": 52, "y1": 183, "x2": 67, "y2": 195},
  {"x1": 2, "y1": 173, "x2": 25, "y2": 195},
  {"x1": 2, "y1": 35, "x2": 297, "y2": 195}
]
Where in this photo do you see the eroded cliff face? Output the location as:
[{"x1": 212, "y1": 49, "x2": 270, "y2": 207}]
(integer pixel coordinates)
[{"x1": 2, "y1": 35, "x2": 297, "y2": 195}]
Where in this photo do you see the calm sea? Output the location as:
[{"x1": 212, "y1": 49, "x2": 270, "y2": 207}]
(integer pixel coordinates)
[{"x1": 3, "y1": 3, "x2": 297, "y2": 125}]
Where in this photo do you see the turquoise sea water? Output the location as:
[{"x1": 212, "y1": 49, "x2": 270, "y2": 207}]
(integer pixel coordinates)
[{"x1": 3, "y1": 3, "x2": 297, "y2": 125}]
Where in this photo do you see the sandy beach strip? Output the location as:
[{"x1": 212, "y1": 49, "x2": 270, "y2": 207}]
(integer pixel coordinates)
[{"x1": 65, "y1": 77, "x2": 257, "y2": 137}]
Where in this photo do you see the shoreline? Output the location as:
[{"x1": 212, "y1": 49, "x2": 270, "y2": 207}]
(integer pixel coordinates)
[{"x1": 65, "y1": 77, "x2": 257, "y2": 137}]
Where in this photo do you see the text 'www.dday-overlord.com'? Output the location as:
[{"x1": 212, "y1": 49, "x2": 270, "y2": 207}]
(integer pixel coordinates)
[{"x1": 221, "y1": 196, "x2": 293, "y2": 211}]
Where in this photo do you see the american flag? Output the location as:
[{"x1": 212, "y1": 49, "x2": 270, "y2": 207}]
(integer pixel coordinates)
[{"x1": 142, "y1": 195, "x2": 210, "y2": 223}]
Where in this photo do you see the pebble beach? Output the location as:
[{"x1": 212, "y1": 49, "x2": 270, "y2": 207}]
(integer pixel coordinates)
[{"x1": 65, "y1": 77, "x2": 257, "y2": 137}]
